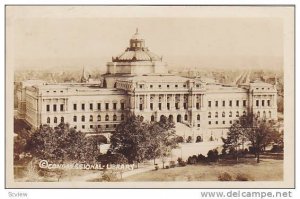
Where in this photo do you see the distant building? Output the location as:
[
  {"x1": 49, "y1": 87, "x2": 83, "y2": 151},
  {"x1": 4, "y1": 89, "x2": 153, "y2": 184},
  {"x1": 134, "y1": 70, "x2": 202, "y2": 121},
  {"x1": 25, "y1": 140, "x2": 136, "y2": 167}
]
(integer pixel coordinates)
[{"x1": 15, "y1": 30, "x2": 278, "y2": 142}]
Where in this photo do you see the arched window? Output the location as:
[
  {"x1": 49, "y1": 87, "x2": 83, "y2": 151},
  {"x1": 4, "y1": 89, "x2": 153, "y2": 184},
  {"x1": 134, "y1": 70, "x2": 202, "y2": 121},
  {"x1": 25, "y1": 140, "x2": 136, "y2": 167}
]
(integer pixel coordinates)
[
  {"x1": 257, "y1": 111, "x2": 260, "y2": 117},
  {"x1": 113, "y1": 114, "x2": 117, "y2": 121},
  {"x1": 61, "y1": 117, "x2": 64, "y2": 123},
  {"x1": 215, "y1": 112, "x2": 218, "y2": 118},
  {"x1": 54, "y1": 117, "x2": 57, "y2": 123},
  {"x1": 184, "y1": 114, "x2": 188, "y2": 121},
  {"x1": 82, "y1": 115, "x2": 85, "y2": 122},
  {"x1": 47, "y1": 117, "x2": 50, "y2": 123},
  {"x1": 263, "y1": 111, "x2": 266, "y2": 118},
  {"x1": 177, "y1": 114, "x2": 182, "y2": 122},
  {"x1": 105, "y1": 114, "x2": 109, "y2": 121},
  {"x1": 121, "y1": 114, "x2": 125, "y2": 121},
  {"x1": 151, "y1": 115, "x2": 155, "y2": 122},
  {"x1": 269, "y1": 111, "x2": 272, "y2": 118},
  {"x1": 243, "y1": 111, "x2": 246, "y2": 116},
  {"x1": 197, "y1": 114, "x2": 200, "y2": 121},
  {"x1": 229, "y1": 111, "x2": 232, "y2": 117},
  {"x1": 97, "y1": 115, "x2": 101, "y2": 121},
  {"x1": 222, "y1": 112, "x2": 225, "y2": 117},
  {"x1": 208, "y1": 112, "x2": 211, "y2": 118},
  {"x1": 89, "y1": 115, "x2": 93, "y2": 122},
  {"x1": 236, "y1": 111, "x2": 239, "y2": 117}
]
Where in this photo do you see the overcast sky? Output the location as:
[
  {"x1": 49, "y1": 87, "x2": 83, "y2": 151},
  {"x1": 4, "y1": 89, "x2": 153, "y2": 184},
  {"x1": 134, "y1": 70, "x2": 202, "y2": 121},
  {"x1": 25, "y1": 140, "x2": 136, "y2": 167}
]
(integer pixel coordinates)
[{"x1": 6, "y1": 6, "x2": 288, "y2": 72}]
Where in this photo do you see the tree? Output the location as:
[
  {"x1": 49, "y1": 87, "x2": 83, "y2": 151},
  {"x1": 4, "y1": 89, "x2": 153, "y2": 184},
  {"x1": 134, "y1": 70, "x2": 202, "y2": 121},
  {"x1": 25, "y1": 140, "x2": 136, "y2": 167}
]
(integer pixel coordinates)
[
  {"x1": 244, "y1": 119, "x2": 279, "y2": 163},
  {"x1": 222, "y1": 121, "x2": 245, "y2": 162},
  {"x1": 225, "y1": 113, "x2": 281, "y2": 163},
  {"x1": 110, "y1": 115, "x2": 151, "y2": 168},
  {"x1": 26, "y1": 123, "x2": 100, "y2": 163},
  {"x1": 147, "y1": 115, "x2": 178, "y2": 167}
]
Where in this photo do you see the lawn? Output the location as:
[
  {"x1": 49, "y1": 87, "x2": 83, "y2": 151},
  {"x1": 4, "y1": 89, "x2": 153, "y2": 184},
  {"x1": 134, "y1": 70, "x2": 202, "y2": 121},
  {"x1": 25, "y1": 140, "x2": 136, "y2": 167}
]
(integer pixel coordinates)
[{"x1": 124, "y1": 158, "x2": 283, "y2": 181}]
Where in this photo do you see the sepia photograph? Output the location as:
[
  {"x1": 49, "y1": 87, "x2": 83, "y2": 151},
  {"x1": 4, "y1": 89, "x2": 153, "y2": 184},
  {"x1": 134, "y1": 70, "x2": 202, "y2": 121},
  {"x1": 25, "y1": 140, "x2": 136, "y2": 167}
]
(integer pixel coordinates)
[{"x1": 5, "y1": 5, "x2": 295, "y2": 188}]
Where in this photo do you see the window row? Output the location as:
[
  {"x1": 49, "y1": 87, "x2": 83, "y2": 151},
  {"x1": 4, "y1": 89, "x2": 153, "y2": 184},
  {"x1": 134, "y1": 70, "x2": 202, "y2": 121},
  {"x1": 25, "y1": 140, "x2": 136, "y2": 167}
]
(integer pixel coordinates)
[
  {"x1": 208, "y1": 100, "x2": 247, "y2": 108},
  {"x1": 257, "y1": 111, "x2": 272, "y2": 118},
  {"x1": 74, "y1": 124, "x2": 117, "y2": 130},
  {"x1": 46, "y1": 114, "x2": 125, "y2": 124},
  {"x1": 256, "y1": 100, "x2": 271, "y2": 107},
  {"x1": 147, "y1": 84, "x2": 187, "y2": 89},
  {"x1": 46, "y1": 102, "x2": 125, "y2": 112},
  {"x1": 208, "y1": 120, "x2": 233, "y2": 125},
  {"x1": 208, "y1": 111, "x2": 247, "y2": 118}
]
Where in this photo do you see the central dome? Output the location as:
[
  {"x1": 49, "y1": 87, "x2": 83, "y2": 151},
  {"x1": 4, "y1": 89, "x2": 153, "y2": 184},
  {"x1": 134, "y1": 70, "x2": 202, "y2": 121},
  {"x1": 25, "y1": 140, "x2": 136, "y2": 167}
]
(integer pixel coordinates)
[{"x1": 112, "y1": 29, "x2": 162, "y2": 62}]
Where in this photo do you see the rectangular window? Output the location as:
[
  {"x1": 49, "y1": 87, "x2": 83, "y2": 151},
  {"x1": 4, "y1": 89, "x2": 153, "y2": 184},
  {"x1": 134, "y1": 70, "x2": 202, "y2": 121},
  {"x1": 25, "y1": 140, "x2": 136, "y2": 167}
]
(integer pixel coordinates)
[
  {"x1": 60, "y1": 104, "x2": 64, "y2": 111},
  {"x1": 243, "y1": 100, "x2": 246, "y2": 107},
  {"x1": 46, "y1": 105, "x2": 50, "y2": 112},
  {"x1": 158, "y1": 103, "x2": 162, "y2": 110},
  {"x1": 81, "y1": 103, "x2": 85, "y2": 110},
  {"x1": 223, "y1": 121, "x2": 225, "y2": 124},
  {"x1": 196, "y1": 103, "x2": 200, "y2": 109},
  {"x1": 82, "y1": 125, "x2": 85, "y2": 129},
  {"x1": 215, "y1": 121, "x2": 218, "y2": 124},
  {"x1": 139, "y1": 104, "x2": 143, "y2": 111},
  {"x1": 120, "y1": 103, "x2": 125, "y2": 110},
  {"x1": 236, "y1": 100, "x2": 239, "y2": 107},
  {"x1": 150, "y1": 103, "x2": 153, "y2": 110},
  {"x1": 106, "y1": 124, "x2": 109, "y2": 129},
  {"x1": 175, "y1": 103, "x2": 179, "y2": 109},
  {"x1": 222, "y1": 101, "x2": 225, "y2": 107},
  {"x1": 262, "y1": 100, "x2": 265, "y2": 107},
  {"x1": 256, "y1": 100, "x2": 259, "y2": 107},
  {"x1": 150, "y1": 85, "x2": 153, "y2": 88},
  {"x1": 215, "y1": 101, "x2": 218, "y2": 107},
  {"x1": 90, "y1": 103, "x2": 93, "y2": 110},
  {"x1": 208, "y1": 101, "x2": 211, "y2": 107},
  {"x1": 229, "y1": 100, "x2": 232, "y2": 107},
  {"x1": 73, "y1": 116, "x2": 77, "y2": 122},
  {"x1": 113, "y1": 103, "x2": 117, "y2": 110},
  {"x1": 267, "y1": 100, "x2": 270, "y2": 107},
  {"x1": 73, "y1": 104, "x2": 77, "y2": 111},
  {"x1": 158, "y1": 85, "x2": 161, "y2": 88},
  {"x1": 183, "y1": 103, "x2": 187, "y2": 109},
  {"x1": 90, "y1": 125, "x2": 93, "y2": 129},
  {"x1": 208, "y1": 121, "x2": 211, "y2": 125},
  {"x1": 97, "y1": 103, "x2": 101, "y2": 110},
  {"x1": 167, "y1": 103, "x2": 170, "y2": 110},
  {"x1": 175, "y1": 85, "x2": 178, "y2": 88},
  {"x1": 53, "y1": 104, "x2": 57, "y2": 112},
  {"x1": 105, "y1": 103, "x2": 109, "y2": 110}
]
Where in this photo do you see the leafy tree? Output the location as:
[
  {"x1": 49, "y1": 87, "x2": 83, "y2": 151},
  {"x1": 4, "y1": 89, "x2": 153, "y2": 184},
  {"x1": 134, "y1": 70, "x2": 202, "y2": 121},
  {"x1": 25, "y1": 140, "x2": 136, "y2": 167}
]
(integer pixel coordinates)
[
  {"x1": 26, "y1": 123, "x2": 100, "y2": 163},
  {"x1": 222, "y1": 121, "x2": 245, "y2": 162},
  {"x1": 110, "y1": 115, "x2": 151, "y2": 168},
  {"x1": 244, "y1": 119, "x2": 279, "y2": 163}
]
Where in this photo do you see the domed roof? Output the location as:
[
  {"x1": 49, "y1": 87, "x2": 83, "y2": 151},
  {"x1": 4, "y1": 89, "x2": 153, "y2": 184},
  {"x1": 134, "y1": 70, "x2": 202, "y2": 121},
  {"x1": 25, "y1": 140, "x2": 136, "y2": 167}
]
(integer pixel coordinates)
[{"x1": 115, "y1": 49, "x2": 162, "y2": 62}]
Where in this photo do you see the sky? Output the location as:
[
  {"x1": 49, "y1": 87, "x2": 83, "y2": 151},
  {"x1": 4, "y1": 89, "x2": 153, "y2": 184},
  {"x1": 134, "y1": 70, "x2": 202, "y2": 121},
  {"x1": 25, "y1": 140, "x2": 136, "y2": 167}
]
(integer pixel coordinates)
[{"x1": 6, "y1": 6, "x2": 287, "y2": 72}]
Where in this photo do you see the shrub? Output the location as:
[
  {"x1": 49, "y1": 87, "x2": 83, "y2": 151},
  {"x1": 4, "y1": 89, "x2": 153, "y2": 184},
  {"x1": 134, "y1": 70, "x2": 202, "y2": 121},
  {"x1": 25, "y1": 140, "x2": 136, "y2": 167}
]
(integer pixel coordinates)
[
  {"x1": 218, "y1": 172, "x2": 232, "y2": 181},
  {"x1": 101, "y1": 171, "x2": 118, "y2": 182},
  {"x1": 207, "y1": 149, "x2": 219, "y2": 162},
  {"x1": 165, "y1": 166, "x2": 170, "y2": 169},
  {"x1": 169, "y1": 161, "x2": 176, "y2": 168},
  {"x1": 154, "y1": 164, "x2": 159, "y2": 170},
  {"x1": 179, "y1": 161, "x2": 187, "y2": 167},
  {"x1": 186, "y1": 136, "x2": 193, "y2": 143},
  {"x1": 236, "y1": 173, "x2": 250, "y2": 181},
  {"x1": 176, "y1": 136, "x2": 184, "y2": 143},
  {"x1": 197, "y1": 154, "x2": 206, "y2": 163},
  {"x1": 187, "y1": 156, "x2": 197, "y2": 164}
]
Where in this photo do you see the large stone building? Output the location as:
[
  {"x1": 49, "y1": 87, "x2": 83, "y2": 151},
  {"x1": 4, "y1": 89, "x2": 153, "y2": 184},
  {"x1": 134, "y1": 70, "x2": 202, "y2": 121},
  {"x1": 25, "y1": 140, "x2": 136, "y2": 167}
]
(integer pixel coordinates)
[{"x1": 15, "y1": 29, "x2": 278, "y2": 142}]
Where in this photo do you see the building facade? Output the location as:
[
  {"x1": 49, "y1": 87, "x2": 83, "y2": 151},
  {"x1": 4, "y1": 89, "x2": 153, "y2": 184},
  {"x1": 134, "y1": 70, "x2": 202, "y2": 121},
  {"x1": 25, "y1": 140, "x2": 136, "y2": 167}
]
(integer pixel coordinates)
[{"x1": 15, "y1": 30, "x2": 278, "y2": 142}]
